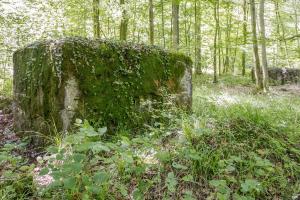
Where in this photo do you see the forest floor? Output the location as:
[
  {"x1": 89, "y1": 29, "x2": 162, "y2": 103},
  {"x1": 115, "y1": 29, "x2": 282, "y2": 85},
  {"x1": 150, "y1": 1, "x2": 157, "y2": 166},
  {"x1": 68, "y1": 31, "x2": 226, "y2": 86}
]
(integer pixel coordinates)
[{"x1": 0, "y1": 74, "x2": 300, "y2": 199}]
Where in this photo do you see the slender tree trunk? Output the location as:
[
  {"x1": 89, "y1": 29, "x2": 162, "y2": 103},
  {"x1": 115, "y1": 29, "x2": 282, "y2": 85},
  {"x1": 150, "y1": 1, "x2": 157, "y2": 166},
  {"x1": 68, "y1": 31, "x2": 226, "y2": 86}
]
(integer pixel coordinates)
[
  {"x1": 107, "y1": 17, "x2": 111, "y2": 37},
  {"x1": 250, "y1": 0, "x2": 263, "y2": 89},
  {"x1": 120, "y1": 0, "x2": 128, "y2": 41},
  {"x1": 172, "y1": 0, "x2": 180, "y2": 50},
  {"x1": 187, "y1": 11, "x2": 192, "y2": 55},
  {"x1": 132, "y1": 1, "x2": 137, "y2": 42},
  {"x1": 218, "y1": 29, "x2": 222, "y2": 76},
  {"x1": 217, "y1": 2, "x2": 221, "y2": 76},
  {"x1": 93, "y1": 0, "x2": 100, "y2": 38},
  {"x1": 194, "y1": 0, "x2": 202, "y2": 74},
  {"x1": 224, "y1": 6, "x2": 232, "y2": 73},
  {"x1": 259, "y1": 0, "x2": 269, "y2": 92},
  {"x1": 275, "y1": 1, "x2": 291, "y2": 67},
  {"x1": 293, "y1": 0, "x2": 300, "y2": 57},
  {"x1": 184, "y1": 2, "x2": 188, "y2": 51},
  {"x1": 194, "y1": 0, "x2": 198, "y2": 71},
  {"x1": 213, "y1": 0, "x2": 219, "y2": 83},
  {"x1": 242, "y1": 0, "x2": 247, "y2": 76},
  {"x1": 161, "y1": 0, "x2": 166, "y2": 48},
  {"x1": 232, "y1": 25, "x2": 240, "y2": 73},
  {"x1": 149, "y1": 0, "x2": 154, "y2": 45},
  {"x1": 198, "y1": 1, "x2": 202, "y2": 73}
]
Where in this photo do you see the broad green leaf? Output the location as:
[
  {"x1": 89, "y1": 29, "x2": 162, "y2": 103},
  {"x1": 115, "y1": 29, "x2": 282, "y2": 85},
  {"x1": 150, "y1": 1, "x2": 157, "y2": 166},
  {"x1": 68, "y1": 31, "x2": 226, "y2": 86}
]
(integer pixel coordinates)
[
  {"x1": 241, "y1": 179, "x2": 262, "y2": 193},
  {"x1": 98, "y1": 127, "x2": 107, "y2": 135},
  {"x1": 72, "y1": 153, "x2": 86, "y2": 162},
  {"x1": 209, "y1": 179, "x2": 230, "y2": 194},
  {"x1": 155, "y1": 151, "x2": 171, "y2": 163},
  {"x1": 166, "y1": 172, "x2": 177, "y2": 193},
  {"x1": 92, "y1": 142, "x2": 110, "y2": 153},
  {"x1": 182, "y1": 174, "x2": 194, "y2": 182},
  {"x1": 63, "y1": 177, "x2": 77, "y2": 189},
  {"x1": 47, "y1": 146, "x2": 59, "y2": 154},
  {"x1": 172, "y1": 162, "x2": 188, "y2": 170},
  {"x1": 93, "y1": 171, "x2": 110, "y2": 184},
  {"x1": 63, "y1": 163, "x2": 82, "y2": 174},
  {"x1": 39, "y1": 167, "x2": 49, "y2": 176},
  {"x1": 86, "y1": 185, "x2": 101, "y2": 194}
]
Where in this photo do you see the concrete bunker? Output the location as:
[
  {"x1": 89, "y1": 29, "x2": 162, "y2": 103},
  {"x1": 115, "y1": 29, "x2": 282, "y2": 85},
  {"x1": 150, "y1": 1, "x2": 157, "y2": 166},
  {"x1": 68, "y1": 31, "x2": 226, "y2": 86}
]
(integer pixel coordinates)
[{"x1": 13, "y1": 38, "x2": 192, "y2": 133}]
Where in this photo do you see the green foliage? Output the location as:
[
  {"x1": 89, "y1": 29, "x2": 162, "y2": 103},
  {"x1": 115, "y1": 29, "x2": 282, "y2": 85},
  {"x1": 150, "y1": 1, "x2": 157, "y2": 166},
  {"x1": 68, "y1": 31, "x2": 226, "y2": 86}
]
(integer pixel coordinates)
[
  {"x1": 1, "y1": 74, "x2": 299, "y2": 199},
  {"x1": 0, "y1": 143, "x2": 36, "y2": 200},
  {"x1": 40, "y1": 120, "x2": 112, "y2": 199},
  {"x1": 191, "y1": 74, "x2": 300, "y2": 199},
  {"x1": 0, "y1": 78, "x2": 12, "y2": 98}
]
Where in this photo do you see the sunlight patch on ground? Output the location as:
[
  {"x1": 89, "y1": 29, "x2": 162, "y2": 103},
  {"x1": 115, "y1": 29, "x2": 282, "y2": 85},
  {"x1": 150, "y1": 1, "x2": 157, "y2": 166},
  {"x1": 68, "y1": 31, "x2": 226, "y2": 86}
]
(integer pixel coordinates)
[
  {"x1": 194, "y1": 87, "x2": 268, "y2": 108},
  {"x1": 136, "y1": 149, "x2": 158, "y2": 165}
]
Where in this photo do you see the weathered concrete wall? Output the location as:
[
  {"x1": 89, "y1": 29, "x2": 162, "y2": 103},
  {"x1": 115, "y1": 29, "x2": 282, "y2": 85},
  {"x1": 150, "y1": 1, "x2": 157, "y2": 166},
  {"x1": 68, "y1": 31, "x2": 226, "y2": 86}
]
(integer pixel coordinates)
[
  {"x1": 251, "y1": 67, "x2": 300, "y2": 85},
  {"x1": 13, "y1": 38, "x2": 192, "y2": 133},
  {"x1": 268, "y1": 68, "x2": 300, "y2": 85}
]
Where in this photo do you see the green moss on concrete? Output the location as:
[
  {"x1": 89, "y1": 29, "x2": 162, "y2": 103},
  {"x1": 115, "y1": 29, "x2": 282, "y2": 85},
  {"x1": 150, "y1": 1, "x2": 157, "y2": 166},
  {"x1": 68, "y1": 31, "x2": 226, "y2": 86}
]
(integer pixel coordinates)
[{"x1": 13, "y1": 37, "x2": 192, "y2": 133}]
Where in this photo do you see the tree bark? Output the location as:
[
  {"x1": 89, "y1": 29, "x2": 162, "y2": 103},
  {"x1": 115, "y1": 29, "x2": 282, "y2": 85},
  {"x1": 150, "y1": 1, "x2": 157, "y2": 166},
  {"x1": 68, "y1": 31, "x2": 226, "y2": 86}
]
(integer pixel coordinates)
[
  {"x1": 172, "y1": 0, "x2": 180, "y2": 50},
  {"x1": 259, "y1": 0, "x2": 269, "y2": 91},
  {"x1": 217, "y1": 1, "x2": 221, "y2": 76},
  {"x1": 242, "y1": 0, "x2": 247, "y2": 76},
  {"x1": 194, "y1": 0, "x2": 202, "y2": 74},
  {"x1": 149, "y1": 0, "x2": 154, "y2": 45},
  {"x1": 250, "y1": 0, "x2": 263, "y2": 89},
  {"x1": 213, "y1": 0, "x2": 219, "y2": 83},
  {"x1": 93, "y1": 0, "x2": 100, "y2": 38},
  {"x1": 161, "y1": 0, "x2": 166, "y2": 48},
  {"x1": 120, "y1": 0, "x2": 128, "y2": 41},
  {"x1": 293, "y1": 0, "x2": 300, "y2": 57},
  {"x1": 275, "y1": 1, "x2": 291, "y2": 67},
  {"x1": 224, "y1": 5, "x2": 232, "y2": 73}
]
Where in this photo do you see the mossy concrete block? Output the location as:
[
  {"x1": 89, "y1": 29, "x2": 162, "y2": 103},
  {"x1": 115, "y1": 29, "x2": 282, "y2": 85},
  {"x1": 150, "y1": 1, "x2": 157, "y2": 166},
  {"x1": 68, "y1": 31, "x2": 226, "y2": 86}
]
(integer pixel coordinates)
[
  {"x1": 268, "y1": 68, "x2": 300, "y2": 85},
  {"x1": 13, "y1": 37, "x2": 192, "y2": 133}
]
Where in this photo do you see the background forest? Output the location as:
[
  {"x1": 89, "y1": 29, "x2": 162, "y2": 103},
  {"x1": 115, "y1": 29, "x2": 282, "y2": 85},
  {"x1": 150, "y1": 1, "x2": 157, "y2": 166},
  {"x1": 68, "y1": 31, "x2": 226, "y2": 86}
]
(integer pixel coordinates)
[
  {"x1": 1, "y1": 0, "x2": 300, "y2": 90},
  {"x1": 0, "y1": 0, "x2": 300, "y2": 200}
]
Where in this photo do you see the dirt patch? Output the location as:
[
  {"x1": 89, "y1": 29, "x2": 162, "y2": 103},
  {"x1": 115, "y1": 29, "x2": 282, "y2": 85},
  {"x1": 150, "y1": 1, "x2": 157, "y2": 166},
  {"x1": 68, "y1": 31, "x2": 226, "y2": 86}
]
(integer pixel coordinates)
[
  {"x1": 0, "y1": 110, "x2": 15, "y2": 146},
  {"x1": 270, "y1": 84, "x2": 300, "y2": 97},
  {"x1": 218, "y1": 84, "x2": 300, "y2": 97}
]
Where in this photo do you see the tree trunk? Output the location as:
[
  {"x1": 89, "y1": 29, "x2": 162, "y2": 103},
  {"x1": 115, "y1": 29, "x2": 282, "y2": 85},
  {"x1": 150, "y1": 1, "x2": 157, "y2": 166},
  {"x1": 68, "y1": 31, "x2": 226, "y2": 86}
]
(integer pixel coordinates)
[
  {"x1": 172, "y1": 0, "x2": 180, "y2": 50},
  {"x1": 232, "y1": 25, "x2": 240, "y2": 73},
  {"x1": 259, "y1": 0, "x2": 269, "y2": 92},
  {"x1": 275, "y1": 1, "x2": 291, "y2": 67},
  {"x1": 149, "y1": 0, "x2": 154, "y2": 45},
  {"x1": 242, "y1": 0, "x2": 247, "y2": 76},
  {"x1": 224, "y1": 6, "x2": 232, "y2": 73},
  {"x1": 93, "y1": 0, "x2": 100, "y2": 38},
  {"x1": 250, "y1": 0, "x2": 263, "y2": 89},
  {"x1": 194, "y1": 0, "x2": 202, "y2": 74},
  {"x1": 213, "y1": 0, "x2": 219, "y2": 83},
  {"x1": 217, "y1": 1, "x2": 221, "y2": 76},
  {"x1": 293, "y1": 0, "x2": 300, "y2": 57},
  {"x1": 120, "y1": 0, "x2": 128, "y2": 41},
  {"x1": 161, "y1": 0, "x2": 166, "y2": 48}
]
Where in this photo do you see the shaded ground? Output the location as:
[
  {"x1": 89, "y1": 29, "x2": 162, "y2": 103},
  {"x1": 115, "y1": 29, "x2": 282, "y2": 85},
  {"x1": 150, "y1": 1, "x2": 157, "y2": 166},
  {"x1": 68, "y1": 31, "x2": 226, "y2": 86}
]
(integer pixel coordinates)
[
  {"x1": 0, "y1": 109, "x2": 15, "y2": 146},
  {"x1": 0, "y1": 102, "x2": 42, "y2": 163},
  {"x1": 273, "y1": 84, "x2": 300, "y2": 96}
]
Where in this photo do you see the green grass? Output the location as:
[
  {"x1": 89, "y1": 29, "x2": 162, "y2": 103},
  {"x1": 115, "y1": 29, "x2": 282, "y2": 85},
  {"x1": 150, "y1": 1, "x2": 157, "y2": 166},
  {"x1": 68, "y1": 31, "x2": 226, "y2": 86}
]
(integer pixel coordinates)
[
  {"x1": 0, "y1": 74, "x2": 299, "y2": 199},
  {"x1": 191, "y1": 74, "x2": 300, "y2": 199}
]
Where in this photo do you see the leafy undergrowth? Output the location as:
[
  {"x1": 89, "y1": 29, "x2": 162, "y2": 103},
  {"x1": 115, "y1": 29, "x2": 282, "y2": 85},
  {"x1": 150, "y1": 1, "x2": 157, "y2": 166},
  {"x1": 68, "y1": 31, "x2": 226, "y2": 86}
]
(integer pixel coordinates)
[{"x1": 0, "y1": 74, "x2": 300, "y2": 199}]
